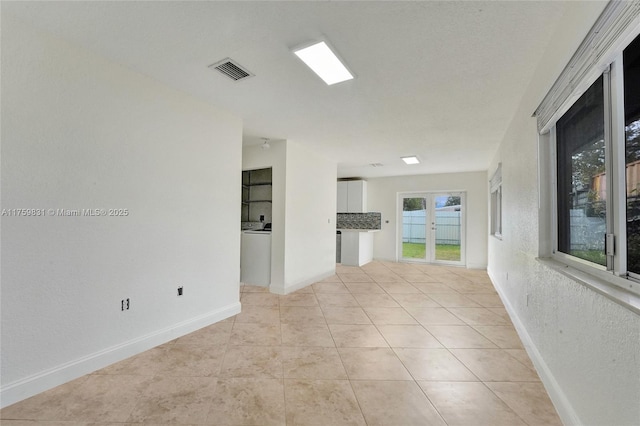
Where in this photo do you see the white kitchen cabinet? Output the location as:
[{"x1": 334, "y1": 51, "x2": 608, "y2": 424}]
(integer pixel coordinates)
[
  {"x1": 337, "y1": 180, "x2": 367, "y2": 213},
  {"x1": 340, "y1": 230, "x2": 375, "y2": 266},
  {"x1": 337, "y1": 181, "x2": 349, "y2": 212}
]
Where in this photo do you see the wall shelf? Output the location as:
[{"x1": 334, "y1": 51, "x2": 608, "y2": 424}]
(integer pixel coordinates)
[{"x1": 242, "y1": 168, "x2": 273, "y2": 222}]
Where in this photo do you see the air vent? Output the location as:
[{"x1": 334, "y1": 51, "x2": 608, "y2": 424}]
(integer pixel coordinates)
[
  {"x1": 370, "y1": 163, "x2": 384, "y2": 167},
  {"x1": 208, "y1": 58, "x2": 254, "y2": 81}
]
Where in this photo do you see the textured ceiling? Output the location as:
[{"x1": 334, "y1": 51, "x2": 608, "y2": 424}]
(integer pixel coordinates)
[{"x1": 3, "y1": 1, "x2": 607, "y2": 178}]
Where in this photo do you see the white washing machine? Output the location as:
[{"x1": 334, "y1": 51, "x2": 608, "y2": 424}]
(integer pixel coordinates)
[{"x1": 240, "y1": 230, "x2": 272, "y2": 287}]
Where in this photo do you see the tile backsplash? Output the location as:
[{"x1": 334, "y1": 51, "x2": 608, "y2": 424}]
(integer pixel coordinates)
[{"x1": 336, "y1": 212, "x2": 381, "y2": 230}]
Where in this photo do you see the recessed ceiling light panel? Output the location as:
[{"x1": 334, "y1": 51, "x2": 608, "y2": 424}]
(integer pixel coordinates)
[
  {"x1": 401, "y1": 156, "x2": 420, "y2": 165},
  {"x1": 293, "y1": 41, "x2": 354, "y2": 85}
]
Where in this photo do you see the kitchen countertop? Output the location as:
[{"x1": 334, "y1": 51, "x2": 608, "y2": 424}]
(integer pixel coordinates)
[{"x1": 337, "y1": 229, "x2": 380, "y2": 233}]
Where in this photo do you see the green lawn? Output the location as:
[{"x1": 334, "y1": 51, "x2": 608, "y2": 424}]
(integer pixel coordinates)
[
  {"x1": 402, "y1": 242, "x2": 460, "y2": 261},
  {"x1": 403, "y1": 242, "x2": 426, "y2": 258},
  {"x1": 570, "y1": 249, "x2": 606, "y2": 266}
]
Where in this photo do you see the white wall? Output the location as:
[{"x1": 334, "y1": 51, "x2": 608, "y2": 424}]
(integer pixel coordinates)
[
  {"x1": 367, "y1": 172, "x2": 488, "y2": 269},
  {"x1": 283, "y1": 141, "x2": 337, "y2": 292},
  {"x1": 488, "y1": 3, "x2": 640, "y2": 425},
  {"x1": 1, "y1": 18, "x2": 242, "y2": 407},
  {"x1": 242, "y1": 140, "x2": 337, "y2": 294}
]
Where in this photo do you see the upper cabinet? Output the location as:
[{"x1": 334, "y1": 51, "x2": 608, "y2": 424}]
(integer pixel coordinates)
[
  {"x1": 337, "y1": 180, "x2": 367, "y2": 213},
  {"x1": 337, "y1": 181, "x2": 349, "y2": 212},
  {"x1": 347, "y1": 180, "x2": 367, "y2": 213}
]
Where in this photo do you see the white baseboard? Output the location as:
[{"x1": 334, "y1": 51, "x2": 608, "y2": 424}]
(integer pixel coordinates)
[
  {"x1": 372, "y1": 257, "x2": 397, "y2": 263},
  {"x1": 487, "y1": 268, "x2": 581, "y2": 426},
  {"x1": 270, "y1": 270, "x2": 336, "y2": 295},
  {"x1": 0, "y1": 302, "x2": 241, "y2": 409},
  {"x1": 466, "y1": 262, "x2": 488, "y2": 270}
]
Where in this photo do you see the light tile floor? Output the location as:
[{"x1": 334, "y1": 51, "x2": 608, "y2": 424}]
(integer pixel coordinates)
[{"x1": 1, "y1": 261, "x2": 562, "y2": 425}]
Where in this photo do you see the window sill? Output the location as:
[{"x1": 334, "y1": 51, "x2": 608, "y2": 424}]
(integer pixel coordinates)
[{"x1": 537, "y1": 257, "x2": 640, "y2": 315}]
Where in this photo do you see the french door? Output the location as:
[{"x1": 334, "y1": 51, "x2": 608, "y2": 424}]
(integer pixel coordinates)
[{"x1": 398, "y1": 192, "x2": 465, "y2": 265}]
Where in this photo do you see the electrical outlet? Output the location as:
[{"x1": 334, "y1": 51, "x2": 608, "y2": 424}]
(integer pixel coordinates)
[
  {"x1": 177, "y1": 286, "x2": 183, "y2": 296},
  {"x1": 121, "y1": 298, "x2": 130, "y2": 311}
]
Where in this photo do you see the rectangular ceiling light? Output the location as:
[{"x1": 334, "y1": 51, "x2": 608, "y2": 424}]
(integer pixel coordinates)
[
  {"x1": 293, "y1": 41, "x2": 354, "y2": 85},
  {"x1": 402, "y1": 156, "x2": 420, "y2": 165}
]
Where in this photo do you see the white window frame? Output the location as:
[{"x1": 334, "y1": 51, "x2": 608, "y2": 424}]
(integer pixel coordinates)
[
  {"x1": 551, "y1": 70, "x2": 611, "y2": 273},
  {"x1": 536, "y1": 1, "x2": 640, "y2": 310},
  {"x1": 490, "y1": 163, "x2": 503, "y2": 239},
  {"x1": 550, "y1": 54, "x2": 640, "y2": 295},
  {"x1": 549, "y1": 56, "x2": 640, "y2": 300}
]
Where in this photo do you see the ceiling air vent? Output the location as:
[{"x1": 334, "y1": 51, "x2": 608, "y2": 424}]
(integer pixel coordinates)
[{"x1": 209, "y1": 58, "x2": 254, "y2": 81}]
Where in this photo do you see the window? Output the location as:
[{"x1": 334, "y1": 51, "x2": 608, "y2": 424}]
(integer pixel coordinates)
[
  {"x1": 549, "y1": 34, "x2": 640, "y2": 296},
  {"x1": 533, "y1": 1, "x2": 640, "y2": 303},
  {"x1": 490, "y1": 164, "x2": 502, "y2": 238},
  {"x1": 556, "y1": 76, "x2": 606, "y2": 266},
  {"x1": 624, "y1": 36, "x2": 640, "y2": 278}
]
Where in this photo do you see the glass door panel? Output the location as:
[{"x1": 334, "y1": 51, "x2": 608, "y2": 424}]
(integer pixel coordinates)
[
  {"x1": 401, "y1": 196, "x2": 428, "y2": 260},
  {"x1": 433, "y1": 194, "x2": 462, "y2": 263}
]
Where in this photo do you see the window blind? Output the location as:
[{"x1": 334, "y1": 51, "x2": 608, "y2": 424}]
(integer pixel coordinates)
[
  {"x1": 490, "y1": 163, "x2": 502, "y2": 193},
  {"x1": 535, "y1": 0, "x2": 640, "y2": 134}
]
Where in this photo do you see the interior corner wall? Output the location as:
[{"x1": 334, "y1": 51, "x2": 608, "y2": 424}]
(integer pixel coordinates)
[
  {"x1": 487, "y1": 3, "x2": 640, "y2": 425},
  {"x1": 366, "y1": 172, "x2": 488, "y2": 269},
  {"x1": 242, "y1": 141, "x2": 337, "y2": 294},
  {"x1": 282, "y1": 141, "x2": 337, "y2": 292},
  {"x1": 242, "y1": 141, "x2": 287, "y2": 289},
  {"x1": 1, "y1": 18, "x2": 242, "y2": 407}
]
